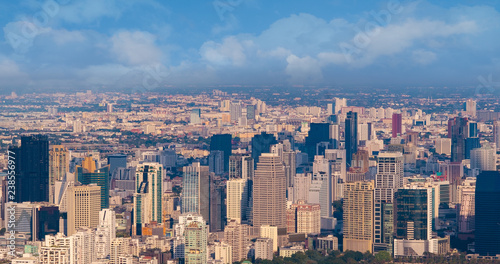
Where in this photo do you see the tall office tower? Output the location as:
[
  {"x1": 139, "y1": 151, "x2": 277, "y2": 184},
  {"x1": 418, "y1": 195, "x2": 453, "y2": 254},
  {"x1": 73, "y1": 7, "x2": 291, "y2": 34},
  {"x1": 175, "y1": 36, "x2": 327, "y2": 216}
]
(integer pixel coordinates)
[
  {"x1": 220, "y1": 99, "x2": 231, "y2": 112},
  {"x1": 394, "y1": 188, "x2": 433, "y2": 241},
  {"x1": 392, "y1": 113, "x2": 402, "y2": 138},
  {"x1": 283, "y1": 151, "x2": 296, "y2": 189},
  {"x1": 287, "y1": 200, "x2": 321, "y2": 234},
  {"x1": 465, "y1": 99, "x2": 477, "y2": 117},
  {"x1": 373, "y1": 152, "x2": 404, "y2": 252},
  {"x1": 330, "y1": 123, "x2": 340, "y2": 148},
  {"x1": 230, "y1": 101, "x2": 242, "y2": 121},
  {"x1": 255, "y1": 238, "x2": 274, "y2": 260},
  {"x1": 49, "y1": 145, "x2": 69, "y2": 203},
  {"x1": 470, "y1": 144, "x2": 496, "y2": 176},
  {"x1": 334, "y1": 98, "x2": 347, "y2": 113},
  {"x1": 173, "y1": 213, "x2": 205, "y2": 260},
  {"x1": 435, "y1": 138, "x2": 452, "y2": 155},
  {"x1": 133, "y1": 163, "x2": 163, "y2": 236},
  {"x1": 327, "y1": 103, "x2": 334, "y2": 115},
  {"x1": 190, "y1": 109, "x2": 202, "y2": 125},
  {"x1": 32, "y1": 204, "x2": 60, "y2": 241},
  {"x1": 345, "y1": 111, "x2": 358, "y2": 168},
  {"x1": 227, "y1": 179, "x2": 248, "y2": 222},
  {"x1": 468, "y1": 122, "x2": 478, "y2": 138},
  {"x1": 107, "y1": 154, "x2": 127, "y2": 178},
  {"x1": 184, "y1": 219, "x2": 209, "y2": 264},
  {"x1": 343, "y1": 181, "x2": 374, "y2": 253},
  {"x1": 67, "y1": 184, "x2": 101, "y2": 236},
  {"x1": 224, "y1": 219, "x2": 249, "y2": 263},
  {"x1": 309, "y1": 156, "x2": 334, "y2": 218},
  {"x1": 475, "y1": 171, "x2": 500, "y2": 256},
  {"x1": 251, "y1": 132, "x2": 277, "y2": 167},
  {"x1": 95, "y1": 209, "x2": 116, "y2": 260},
  {"x1": 76, "y1": 156, "x2": 110, "y2": 209},
  {"x1": 439, "y1": 161, "x2": 464, "y2": 204},
  {"x1": 457, "y1": 178, "x2": 476, "y2": 235},
  {"x1": 293, "y1": 173, "x2": 311, "y2": 203},
  {"x1": 209, "y1": 176, "x2": 226, "y2": 232},
  {"x1": 208, "y1": 150, "x2": 224, "y2": 175},
  {"x1": 181, "y1": 162, "x2": 210, "y2": 222},
  {"x1": 14, "y1": 135, "x2": 50, "y2": 202},
  {"x1": 253, "y1": 153, "x2": 286, "y2": 230},
  {"x1": 351, "y1": 150, "x2": 369, "y2": 172},
  {"x1": 229, "y1": 155, "x2": 253, "y2": 180},
  {"x1": 448, "y1": 117, "x2": 468, "y2": 162},
  {"x1": 210, "y1": 134, "x2": 232, "y2": 173},
  {"x1": 305, "y1": 123, "x2": 330, "y2": 162},
  {"x1": 246, "y1": 104, "x2": 256, "y2": 120},
  {"x1": 159, "y1": 149, "x2": 177, "y2": 170},
  {"x1": 465, "y1": 137, "x2": 480, "y2": 160}
]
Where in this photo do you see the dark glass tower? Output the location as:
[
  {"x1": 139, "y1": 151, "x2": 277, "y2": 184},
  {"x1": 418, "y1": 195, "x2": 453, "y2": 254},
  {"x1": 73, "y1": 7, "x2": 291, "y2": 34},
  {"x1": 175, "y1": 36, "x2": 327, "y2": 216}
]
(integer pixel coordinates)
[
  {"x1": 77, "y1": 165, "x2": 110, "y2": 209},
  {"x1": 15, "y1": 135, "x2": 50, "y2": 202},
  {"x1": 107, "y1": 154, "x2": 127, "y2": 178},
  {"x1": 210, "y1": 134, "x2": 232, "y2": 173},
  {"x1": 475, "y1": 171, "x2": 500, "y2": 256},
  {"x1": 449, "y1": 117, "x2": 468, "y2": 162},
  {"x1": 305, "y1": 123, "x2": 330, "y2": 162},
  {"x1": 345, "y1": 111, "x2": 358, "y2": 167},
  {"x1": 465, "y1": 137, "x2": 480, "y2": 160},
  {"x1": 251, "y1": 132, "x2": 277, "y2": 168},
  {"x1": 394, "y1": 189, "x2": 431, "y2": 240}
]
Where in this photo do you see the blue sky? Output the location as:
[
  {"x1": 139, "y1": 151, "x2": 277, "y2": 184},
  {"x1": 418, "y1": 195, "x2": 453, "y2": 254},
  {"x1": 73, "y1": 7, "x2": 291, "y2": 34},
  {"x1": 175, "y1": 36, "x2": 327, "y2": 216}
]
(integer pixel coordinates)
[{"x1": 1, "y1": 0, "x2": 500, "y2": 93}]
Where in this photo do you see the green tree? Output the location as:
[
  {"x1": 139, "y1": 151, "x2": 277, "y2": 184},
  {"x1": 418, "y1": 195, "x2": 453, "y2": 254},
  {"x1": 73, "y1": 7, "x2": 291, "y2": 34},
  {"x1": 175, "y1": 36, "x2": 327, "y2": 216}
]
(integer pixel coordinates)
[{"x1": 374, "y1": 251, "x2": 392, "y2": 263}]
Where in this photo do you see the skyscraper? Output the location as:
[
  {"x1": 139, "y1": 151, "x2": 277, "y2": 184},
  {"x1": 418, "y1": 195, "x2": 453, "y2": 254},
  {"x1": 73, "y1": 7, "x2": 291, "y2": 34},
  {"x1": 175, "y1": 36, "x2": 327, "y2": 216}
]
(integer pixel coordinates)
[
  {"x1": 67, "y1": 184, "x2": 101, "y2": 236},
  {"x1": 475, "y1": 171, "x2": 500, "y2": 256},
  {"x1": 210, "y1": 134, "x2": 232, "y2": 173},
  {"x1": 246, "y1": 104, "x2": 256, "y2": 120},
  {"x1": 227, "y1": 179, "x2": 248, "y2": 223},
  {"x1": 230, "y1": 101, "x2": 242, "y2": 121},
  {"x1": 448, "y1": 117, "x2": 468, "y2": 162},
  {"x1": 107, "y1": 154, "x2": 127, "y2": 178},
  {"x1": 49, "y1": 145, "x2": 69, "y2": 203},
  {"x1": 343, "y1": 181, "x2": 374, "y2": 253},
  {"x1": 305, "y1": 123, "x2": 330, "y2": 162},
  {"x1": 76, "y1": 156, "x2": 110, "y2": 209},
  {"x1": 190, "y1": 109, "x2": 202, "y2": 125},
  {"x1": 283, "y1": 151, "x2": 296, "y2": 189},
  {"x1": 253, "y1": 153, "x2": 286, "y2": 230},
  {"x1": 184, "y1": 220, "x2": 209, "y2": 264},
  {"x1": 373, "y1": 152, "x2": 404, "y2": 252},
  {"x1": 181, "y1": 162, "x2": 210, "y2": 222},
  {"x1": 15, "y1": 135, "x2": 50, "y2": 202},
  {"x1": 208, "y1": 150, "x2": 224, "y2": 175},
  {"x1": 96, "y1": 209, "x2": 116, "y2": 260},
  {"x1": 394, "y1": 188, "x2": 433, "y2": 241},
  {"x1": 465, "y1": 99, "x2": 477, "y2": 117},
  {"x1": 133, "y1": 163, "x2": 163, "y2": 236},
  {"x1": 224, "y1": 219, "x2": 249, "y2": 263},
  {"x1": 470, "y1": 144, "x2": 496, "y2": 176},
  {"x1": 392, "y1": 113, "x2": 402, "y2": 138},
  {"x1": 345, "y1": 111, "x2": 358, "y2": 168},
  {"x1": 229, "y1": 155, "x2": 253, "y2": 180},
  {"x1": 251, "y1": 132, "x2": 277, "y2": 167}
]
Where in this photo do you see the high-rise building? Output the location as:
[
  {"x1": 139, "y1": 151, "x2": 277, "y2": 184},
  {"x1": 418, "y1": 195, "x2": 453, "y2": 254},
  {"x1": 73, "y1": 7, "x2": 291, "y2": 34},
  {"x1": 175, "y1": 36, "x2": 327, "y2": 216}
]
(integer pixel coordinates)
[
  {"x1": 67, "y1": 184, "x2": 101, "y2": 236},
  {"x1": 287, "y1": 200, "x2": 321, "y2": 234},
  {"x1": 190, "y1": 109, "x2": 201, "y2": 125},
  {"x1": 392, "y1": 113, "x2": 402, "y2": 138},
  {"x1": 209, "y1": 176, "x2": 226, "y2": 232},
  {"x1": 343, "y1": 181, "x2": 374, "y2": 253},
  {"x1": 49, "y1": 145, "x2": 69, "y2": 203},
  {"x1": 465, "y1": 137, "x2": 480, "y2": 160},
  {"x1": 345, "y1": 111, "x2": 358, "y2": 168},
  {"x1": 475, "y1": 171, "x2": 500, "y2": 256},
  {"x1": 255, "y1": 238, "x2": 273, "y2": 261},
  {"x1": 494, "y1": 121, "x2": 500, "y2": 151},
  {"x1": 305, "y1": 123, "x2": 330, "y2": 162},
  {"x1": 260, "y1": 225, "x2": 278, "y2": 252},
  {"x1": 394, "y1": 188, "x2": 433, "y2": 241},
  {"x1": 373, "y1": 152, "x2": 404, "y2": 252},
  {"x1": 448, "y1": 117, "x2": 468, "y2": 162},
  {"x1": 107, "y1": 154, "x2": 127, "y2": 179},
  {"x1": 227, "y1": 179, "x2": 248, "y2": 223},
  {"x1": 457, "y1": 178, "x2": 475, "y2": 234},
  {"x1": 293, "y1": 173, "x2": 311, "y2": 203},
  {"x1": 224, "y1": 219, "x2": 249, "y2": 263},
  {"x1": 95, "y1": 209, "x2": 116, "y2": 260},
  {"x1": 465, "y1": 99, "x2": 477, "y2": 117},
  {"x1": 208, "y1": 150, "x2": 224, "y2": 175},
  {"x1": 133, "y1": 163, "x2": 163, "y2": 236},
  {"x1": 470, "y1": 144, "x2": 496, "y2": 176},
  {"x1": 435, "y1": 138, "x2": 451, "y2": 156},
  {"x1": 253, "y1": 153, "x2": 286, "y2": 230},
  {"x1": 214, "y1": 242, "x2": 232, "y2": 264},
  {"x1": 76, "y1": 156, "x2": 110, "y2": 209},
  {"x1": 181, "y1": 162, "x2": 210, "y2": 222},
  {"x1": 283, "y1": 151, "x2": 297, "y2": 189},
  {"x1": 327, "y1": 103, "x2": 333, "y2": 115},
  {"x1": 334, "y1": 98, "x2": 347, "y2": 114},
  {"x1": 251, "y1": 132, "x2": 277, "y2": 168},
  {"x1": 230, "y1": 101, "x2": 242, "y2": 122},
  {"x1": 229, "y1": 155, "x2": 253, "y2": 180},
  {"x1": 439, "y1": 161, "x2": 464, "y2": 204},
  {"x1": 13, "y1": 135, "x2": 50, "y2": 203},
  {"x1": 246, "y1": 104, "x2": 256, "y2": 120},
  {"x1": 184, "y1": 219, "x2": 208, "y2": 264},
  {"x1": 210, "y1": 134, "x2": 232, "y2": 173}
]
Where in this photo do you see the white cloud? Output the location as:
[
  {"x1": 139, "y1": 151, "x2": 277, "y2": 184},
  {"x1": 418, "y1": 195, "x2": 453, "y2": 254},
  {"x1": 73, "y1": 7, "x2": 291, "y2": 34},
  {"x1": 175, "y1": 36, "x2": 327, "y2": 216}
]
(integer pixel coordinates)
[
  {"x1": 285, "y1": 54, "x2": 323, "y2": 84},
  {"x1": 111, "y1": 31, "x2": 163, "y2": 66},
  {"x1": 200, "y1": 36, "x2": 248, "y2": 66},
  {"x1": 412, "y1": 49, "x2": 437, "y2": 65}
]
